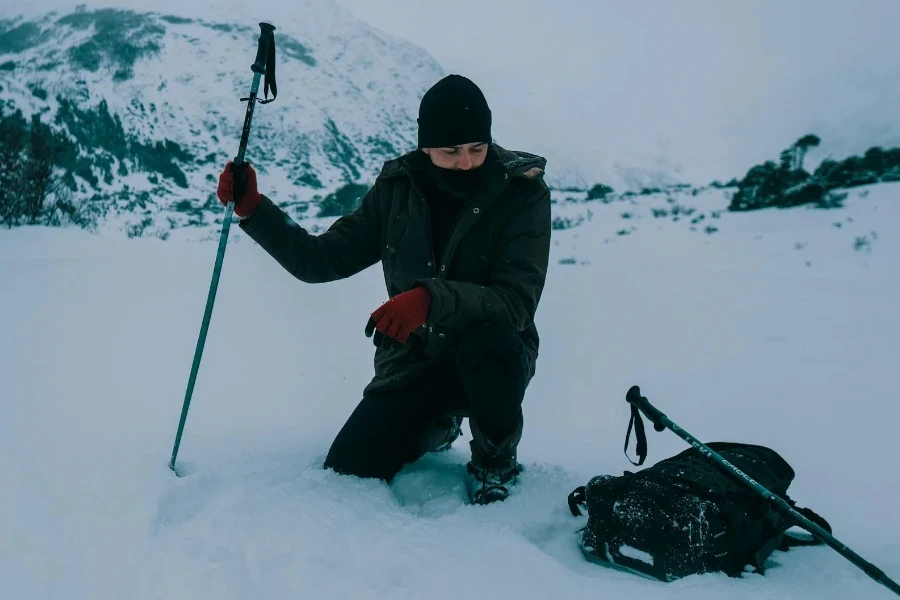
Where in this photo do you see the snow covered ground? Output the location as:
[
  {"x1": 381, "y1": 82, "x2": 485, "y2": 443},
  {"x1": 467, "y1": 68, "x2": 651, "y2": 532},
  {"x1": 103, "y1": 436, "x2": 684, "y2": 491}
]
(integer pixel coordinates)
[{"x1": 2, "y1": 183, "x2": 899, "y2": 598}]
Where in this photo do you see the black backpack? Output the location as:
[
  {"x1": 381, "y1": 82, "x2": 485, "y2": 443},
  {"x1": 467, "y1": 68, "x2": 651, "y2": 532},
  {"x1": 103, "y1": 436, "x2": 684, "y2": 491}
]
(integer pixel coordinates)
[{"x1": 567, "y1": 442, "x2": 833, "y2": 582}]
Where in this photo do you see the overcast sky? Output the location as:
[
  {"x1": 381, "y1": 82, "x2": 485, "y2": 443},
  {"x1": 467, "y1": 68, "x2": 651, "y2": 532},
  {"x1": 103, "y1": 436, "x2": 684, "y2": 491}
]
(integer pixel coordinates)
[
  {"x1": 9, "y1": 0, "x2": 900, "y2": 188},
  {"x1": 333, "y1": 0, "x2": 900, "y2": 187}
]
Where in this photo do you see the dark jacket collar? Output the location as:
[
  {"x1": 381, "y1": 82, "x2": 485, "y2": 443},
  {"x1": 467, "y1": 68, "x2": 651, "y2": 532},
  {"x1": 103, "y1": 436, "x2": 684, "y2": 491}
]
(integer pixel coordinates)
[{"x1": 377, "y1": 143, "x2": 547, "y2": 182}]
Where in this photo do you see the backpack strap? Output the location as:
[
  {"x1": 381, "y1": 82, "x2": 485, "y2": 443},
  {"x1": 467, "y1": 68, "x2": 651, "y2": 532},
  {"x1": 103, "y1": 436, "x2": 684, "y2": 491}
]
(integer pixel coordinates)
[
  {"x1": 605, "y1": 550, "x2": 672, "y2": 582},
  {"x1": 568, "y1": 486, "x2": 587, "y2": 517},
  {"x1": 779, "y1": 505, "x2": 833, "y2": 549}
]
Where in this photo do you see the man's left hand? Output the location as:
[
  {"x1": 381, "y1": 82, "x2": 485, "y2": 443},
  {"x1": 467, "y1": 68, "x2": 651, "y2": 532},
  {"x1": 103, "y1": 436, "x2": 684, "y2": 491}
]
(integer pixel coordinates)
[{"x1": 365, "y1": 287, "x2": 432, "y2": 349}]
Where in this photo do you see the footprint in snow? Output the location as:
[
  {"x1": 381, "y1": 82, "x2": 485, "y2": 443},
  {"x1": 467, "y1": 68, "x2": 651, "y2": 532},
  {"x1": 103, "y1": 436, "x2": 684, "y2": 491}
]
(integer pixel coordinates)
[{"x1": 390, "y1": 453, "x2": 471, "y2": 518}]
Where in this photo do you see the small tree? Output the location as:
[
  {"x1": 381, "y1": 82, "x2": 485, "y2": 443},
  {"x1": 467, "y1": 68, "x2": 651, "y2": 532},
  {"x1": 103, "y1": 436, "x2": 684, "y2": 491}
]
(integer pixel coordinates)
[
  {"x1": 586, "y1": 183, "x2": 614, "y2": 201},
  {"x1": 22, "y1": 114, "x2": 66, "y2": 224},
  {"x1": 0, "y1": 107, "x2": 73, "y2": 227},
  {"x1": 792, "y1": 134, "x2": 820, "y2": 172},
  {"x1": 779, "y1": 149, "x2": 795, "y2": 172},
  {"x1": 0, "y1": 106, "x2": 28, "y2": 225}
]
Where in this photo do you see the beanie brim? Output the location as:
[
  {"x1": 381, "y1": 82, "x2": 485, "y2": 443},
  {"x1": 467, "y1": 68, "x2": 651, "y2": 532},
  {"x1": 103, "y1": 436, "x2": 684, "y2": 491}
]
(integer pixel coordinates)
[{"x1": 417, "y1": 111, "x2": 492, "y2": 148}]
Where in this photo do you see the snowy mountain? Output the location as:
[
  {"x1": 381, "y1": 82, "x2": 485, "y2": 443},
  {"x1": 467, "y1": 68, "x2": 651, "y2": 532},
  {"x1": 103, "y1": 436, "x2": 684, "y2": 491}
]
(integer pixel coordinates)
[
  {"x1": 0, "y1": 1, "x2": 444, "y2": 236},
  {"x1": 2, "y1": 180, "x2": 898, "y2": 599},
  {"x1": 4, "y1": 1, "x2": 900, "y2": 241}
]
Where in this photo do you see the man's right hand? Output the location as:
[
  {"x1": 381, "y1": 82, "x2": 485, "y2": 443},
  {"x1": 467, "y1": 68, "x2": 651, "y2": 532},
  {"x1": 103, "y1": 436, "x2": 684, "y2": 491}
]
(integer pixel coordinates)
[{"x1": 217, "y1": 161, "x2": 262, "y2": 218}]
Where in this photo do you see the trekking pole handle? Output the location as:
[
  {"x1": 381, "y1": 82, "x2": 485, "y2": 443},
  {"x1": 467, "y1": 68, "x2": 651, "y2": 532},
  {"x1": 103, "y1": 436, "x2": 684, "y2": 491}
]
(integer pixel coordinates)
[
  {"x1": 626, "y1": 385, "x2": 667, "y2": 432},
  {"x1": 252, "y1": 22, "x2": 275, "y2": 75},
  {"x1": 234, "y1": 22, "x2": 276, "y2": 168}
]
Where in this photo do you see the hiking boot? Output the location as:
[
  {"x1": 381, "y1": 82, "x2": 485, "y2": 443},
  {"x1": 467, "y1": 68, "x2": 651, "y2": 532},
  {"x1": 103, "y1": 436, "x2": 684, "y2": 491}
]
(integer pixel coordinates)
[
  {"x1": 466, "y1": 417, "x2": 523, "y2": 505},
  {"x1": 467, "y1": 457, "x2": 522, "y2": 504}
]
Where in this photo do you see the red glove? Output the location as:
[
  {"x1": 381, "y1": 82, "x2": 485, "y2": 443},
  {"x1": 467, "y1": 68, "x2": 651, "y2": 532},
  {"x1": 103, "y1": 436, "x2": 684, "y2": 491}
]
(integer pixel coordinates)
[
  {"x1": 365, "y1": 287, "x2": 432, "y2": 349},
  {"x1": 216, "y1": 161, "x2": 261, "y2": 218}
]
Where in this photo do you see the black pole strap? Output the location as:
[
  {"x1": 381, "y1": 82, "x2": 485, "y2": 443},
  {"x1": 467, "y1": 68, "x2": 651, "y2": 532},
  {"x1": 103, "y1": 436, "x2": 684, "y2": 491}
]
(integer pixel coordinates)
[
  {"x1": 624, "y1": 403, "x2": 648, "y2": 466},
  {"x1": 259, "y1": 29, "x2": 276, "y2": 103},
  {"x1": 624, "y1": 384, "x2": 665, "y2": 465}
]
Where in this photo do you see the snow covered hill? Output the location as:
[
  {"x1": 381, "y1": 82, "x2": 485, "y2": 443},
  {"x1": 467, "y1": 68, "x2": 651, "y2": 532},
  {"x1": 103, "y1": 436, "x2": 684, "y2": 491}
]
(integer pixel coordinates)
[
  {"x1": 2, "y1": 179, "x2": 898, "y2": 598},
  {"x1": 548, "y1": 182, "x2": 898, "y2": 277},
  {"x1": 0, "y1": 0, "x2": 443, "y2": 236}
]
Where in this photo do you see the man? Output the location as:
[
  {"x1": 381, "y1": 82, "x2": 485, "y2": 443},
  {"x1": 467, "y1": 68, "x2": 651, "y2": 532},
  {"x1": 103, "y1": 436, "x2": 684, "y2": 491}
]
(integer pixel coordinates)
[{"x1": 216, "y1": 74, "x2": 551, "y2": 504}]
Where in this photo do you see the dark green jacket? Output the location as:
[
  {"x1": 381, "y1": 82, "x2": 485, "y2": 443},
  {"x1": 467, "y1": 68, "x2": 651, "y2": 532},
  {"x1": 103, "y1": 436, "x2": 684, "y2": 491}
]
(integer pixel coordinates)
[{"x1": 238, "y1": 144, "x2": 552, "y2": 395}]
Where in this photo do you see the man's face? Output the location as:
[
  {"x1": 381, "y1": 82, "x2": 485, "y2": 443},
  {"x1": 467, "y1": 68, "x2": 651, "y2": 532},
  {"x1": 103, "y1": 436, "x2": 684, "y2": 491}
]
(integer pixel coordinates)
[{"x1": 423, "y1": 142, "x2": 488, "y2": 170}]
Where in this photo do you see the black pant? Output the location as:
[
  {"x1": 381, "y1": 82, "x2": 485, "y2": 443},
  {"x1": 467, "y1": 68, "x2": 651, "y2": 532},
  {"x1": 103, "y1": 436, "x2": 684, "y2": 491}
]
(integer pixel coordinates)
[{"x1": 323, "y1": 323, "x2": 531, "y2": 481}]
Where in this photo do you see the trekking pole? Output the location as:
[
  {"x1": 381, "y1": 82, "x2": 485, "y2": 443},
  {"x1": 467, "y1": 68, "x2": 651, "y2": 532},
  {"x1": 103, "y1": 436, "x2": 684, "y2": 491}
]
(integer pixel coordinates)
[
  {"x1": 169, "y1": 22, "x2": 278, "y2": 476},
  {"x1": 624, "y1": 385, "x2": 900, "y2": 597}
]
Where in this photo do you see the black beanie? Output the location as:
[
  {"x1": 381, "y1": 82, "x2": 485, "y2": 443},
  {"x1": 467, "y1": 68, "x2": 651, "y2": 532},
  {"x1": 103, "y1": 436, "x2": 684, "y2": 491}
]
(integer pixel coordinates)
[{"x1": 417, "y1": 74, "x2": 492, "y2": 149}]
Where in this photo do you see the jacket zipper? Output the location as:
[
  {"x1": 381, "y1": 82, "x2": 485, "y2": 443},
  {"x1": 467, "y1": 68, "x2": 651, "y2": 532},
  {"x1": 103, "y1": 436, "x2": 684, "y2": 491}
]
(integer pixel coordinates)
[
  {"x1": 418, "y1": 194, "x2": 439, "y2": 279},
  {"x1": 433, "y1": 193, "x2": 481, "y2": 280}
]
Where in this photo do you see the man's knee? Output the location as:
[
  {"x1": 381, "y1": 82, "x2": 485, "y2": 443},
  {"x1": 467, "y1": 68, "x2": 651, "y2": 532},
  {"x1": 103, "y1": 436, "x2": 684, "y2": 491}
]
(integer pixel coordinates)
[
  {"x1": 322, "y1": 392, "x2": 407, "y2": 481},
  {"x1": 324, "y1": 431, "x2": 407, "y2": 482},
  {"x1": 323, "y1": 377, "x2": 448, "y2": 482}
]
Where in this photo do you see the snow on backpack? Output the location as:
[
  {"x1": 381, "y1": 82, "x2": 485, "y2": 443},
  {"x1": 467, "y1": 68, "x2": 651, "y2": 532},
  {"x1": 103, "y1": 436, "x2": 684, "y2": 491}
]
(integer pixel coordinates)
[{"x1": 567, "y1": 442, "x2": 833, "y2": 581}]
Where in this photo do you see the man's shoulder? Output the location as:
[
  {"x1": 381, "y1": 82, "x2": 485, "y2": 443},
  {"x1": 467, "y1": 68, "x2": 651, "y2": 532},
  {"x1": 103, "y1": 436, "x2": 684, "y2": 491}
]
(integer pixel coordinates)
[
  {"x1": 490, "y1": 144, "x2": 547, "y2": 182},
  {"x1": 376, "y1": 150, "x2": 422, "y2": 182},
  {"x1": 492, "y1": 147, "x2": 550, "y2": 206}
]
